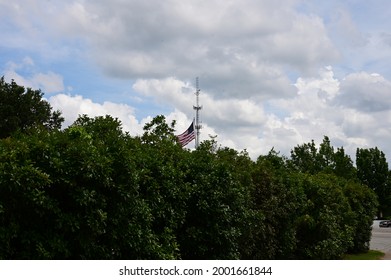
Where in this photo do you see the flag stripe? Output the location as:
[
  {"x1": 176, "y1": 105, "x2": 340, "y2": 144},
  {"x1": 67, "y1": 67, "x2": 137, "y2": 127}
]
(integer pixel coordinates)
[{"x1": 177, "y1": 122, "x2": 195, "y2": 146}]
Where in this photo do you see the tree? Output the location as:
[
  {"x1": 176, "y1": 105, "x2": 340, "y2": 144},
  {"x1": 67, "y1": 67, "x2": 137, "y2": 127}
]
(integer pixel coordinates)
[
  {"x1": 244, "y1": 150, "x2": 305, "y2": 259},
  {"x1": 333, "y1": 147, "x2": 357, "y2": 180},
  {"x1": 343, "y1": 180, "x2": 378, "y2": 253},
  {"x1": 317, "y1": 136, "x2": 335, "y2": 171},
  {"x1": 290, "y1": 139, "x2": 319, "y2": 174},
  {"x1": 0, "y1": 113, "x2": 381, "y2": 259},
  {"x1": 0, "y1": 77, "x2": 63, "y2": 138},
  {"x1": 177, "y1": 140, "x2": 250, "y2": 259},
  {"x1": 0, "y1": 115, "x2": 181, "y2": 259},
  {"x1": 356, "y1": 147, "x2": 391, "y2": 217},
  {"x1": 290, "y1": 136, "x2": 356, "y2": 180},
  {"x1": 295, "y1": 174, "x2": 355, "y2": 259}
]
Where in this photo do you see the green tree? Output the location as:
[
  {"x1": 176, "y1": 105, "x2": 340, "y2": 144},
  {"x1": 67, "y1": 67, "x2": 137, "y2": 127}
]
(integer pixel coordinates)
[
  {"x1": 0, "y1": 112, "x2": 380, "y2": 260},
  {"x1": 356, "y1": 147, "x2": 391, "y2": 217},
  {"x1": 0, "y1": 77, "x2": 63, "y2": 138},
  {"x1": 290, "y1": 136, "x2": 356, "y2": 180},
  {"x1": 0, "y1": 116, "x2": 180, "y2": 259},
  {"x1": 136, "y1": 115, "x2": 190, "y2": 259},
  {"x1": 343, "y1": 180, "x2": 378, "y2": 253},
  {"x1": 290, "y1": 139, "x2": 319, "y2": 174},
  {"x1": 333, "y1": 147, "x2": 357, "y2": 180},
  {"x1": 295, "y1": 174, "x2": 355, "y2": 259},
  {"x1": 317, "y1": 136, "x2": 335, "y2": 171},
  {"x1": 177, "y1": 140, "x2": 249, "y2": 259},
  {"x1": 245, "y1": 150, "x2": 305, "y2": 259}
]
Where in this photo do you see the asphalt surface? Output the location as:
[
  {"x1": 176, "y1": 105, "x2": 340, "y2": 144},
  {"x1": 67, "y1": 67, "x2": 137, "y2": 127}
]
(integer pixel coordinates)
[{"x1": 370, "y1": 220, "x2": 391, "y2": 259}]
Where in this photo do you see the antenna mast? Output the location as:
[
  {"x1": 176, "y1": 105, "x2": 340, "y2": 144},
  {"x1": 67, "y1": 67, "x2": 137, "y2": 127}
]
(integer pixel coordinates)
[{"x1": 193, "y1": 77, "x2": 202, "y2": 148}]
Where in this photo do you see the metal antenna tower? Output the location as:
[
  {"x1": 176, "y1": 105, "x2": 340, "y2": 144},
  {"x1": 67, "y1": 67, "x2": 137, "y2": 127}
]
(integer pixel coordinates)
[{"x1": 193, "y1": 77, "x2": 202, "y2": 148}]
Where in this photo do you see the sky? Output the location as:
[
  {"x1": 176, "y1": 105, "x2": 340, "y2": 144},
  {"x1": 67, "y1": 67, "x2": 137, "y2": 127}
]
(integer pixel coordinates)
[{"x1": 2, "y1": 0, "x2": 391, "y2": 161}]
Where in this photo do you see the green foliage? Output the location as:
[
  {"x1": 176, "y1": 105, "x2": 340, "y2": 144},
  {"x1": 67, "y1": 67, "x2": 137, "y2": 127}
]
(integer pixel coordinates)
[
  {"x1": 241, "y1": 150, "x2": 305, "y2": 259},
  {"x1": 343, "y1": 180, "x2": 378, "y2": 253},
  {"x1": 291, "y1": 136, "x2": 356, "y2": 180},
  {"x1": 356, "y1": 147, "x2": 391, "y2": 217},
  {"x1": 0, "y1": 116, "x2": 179, "y2": 259},
  {"x1": 0, "y1": 77, "x2": 64, "y2": 138},
  {"x1": 294, "y1": 174, "x2": 355, "y2": 259},
  {"x1": 0, "y1": 135, "x2": 54, "y2": 258},
  {"x1": 290, "y1": 137, "x2": 378, "y2": 257},
  {"x1": 334, "y1": 147, "x2": 357, "y2": 180},
  {"x1": 291, "y1": 139, "x2": 319, "y2": 174},
  {"x1": 0, "y1": 111, "x2": 381, "y2": 259},
  {"x1": 178, "y1": 142, "x2": 251, "y2": 259}
]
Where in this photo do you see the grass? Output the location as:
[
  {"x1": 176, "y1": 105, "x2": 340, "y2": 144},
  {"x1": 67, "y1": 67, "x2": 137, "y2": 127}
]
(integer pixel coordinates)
[{"x1": 343, "y1": 250, "x2": 385, "y2": 260}]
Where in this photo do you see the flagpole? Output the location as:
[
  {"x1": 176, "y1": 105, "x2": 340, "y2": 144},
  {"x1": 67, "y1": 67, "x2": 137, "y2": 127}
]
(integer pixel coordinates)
[{"x1": 193, "y1": 77, "x2": 202, "y2": 148}]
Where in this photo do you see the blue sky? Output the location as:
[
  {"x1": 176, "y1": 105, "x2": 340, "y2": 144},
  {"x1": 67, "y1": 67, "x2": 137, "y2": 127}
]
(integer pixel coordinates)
[{"x1": 2, "y1": 0, "x2": 391, "y2": 160}]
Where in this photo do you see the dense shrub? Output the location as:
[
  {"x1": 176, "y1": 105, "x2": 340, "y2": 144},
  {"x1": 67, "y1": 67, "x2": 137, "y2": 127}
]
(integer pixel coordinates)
[{"x1": 0, "y1": 116, "x2": 379, "y2": 259}]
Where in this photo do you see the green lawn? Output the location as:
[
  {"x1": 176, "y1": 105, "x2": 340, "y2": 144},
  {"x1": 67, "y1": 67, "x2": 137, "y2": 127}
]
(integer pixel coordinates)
[{"x1": 343, "y1": 250, "x2": 385, "y2": 260}]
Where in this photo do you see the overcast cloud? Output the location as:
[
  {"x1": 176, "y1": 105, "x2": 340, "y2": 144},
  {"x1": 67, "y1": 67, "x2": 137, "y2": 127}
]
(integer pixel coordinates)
[{"x1": 2, "y1": 0, "x2": 391, "y2": 160}]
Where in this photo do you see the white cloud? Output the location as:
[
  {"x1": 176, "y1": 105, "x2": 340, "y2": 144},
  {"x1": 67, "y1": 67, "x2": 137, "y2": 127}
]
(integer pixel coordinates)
[
  {"x1": 37, "y1": 67, "x2": 391, "y2": 162},
  {"x1": 31, "y1": 72, "x2": 64, "y2": 93},
  {"x1": 329, "y1": 7, "x2": 369, "y2": 48},
  {"x1": 132, "y1": 77, "x2": 267, "y2": 153},
  {"x1": 127, "y1": 69, "x2": 391, "y2": 160},
  {"x1": 337, "y1": 72, "x2": 391, "y2": 112},
  {"x1": 48, "y1": 92, "x2": 222, "y2": 152},
  {"x1": 46, "y1": 0, "x2": 337, "y2": 99},
  {"x1": 3, "y1": 58, "x2": 65, "y2": 93},
  {"x1": 133, "y1": 77, "x2": 266, "y2": 126},
  {"x1": 273, "y1": 67, "x2": 342, "y2": 137},
  {"x1": 261, "y1": 67, "x2": 391, "y2": 160},
  {"x1": 49, "y1": 94, "x2": 143, "y2": 135},
  {"x1": 4, "y1": 0, "x2": 391, "y2": 162}
]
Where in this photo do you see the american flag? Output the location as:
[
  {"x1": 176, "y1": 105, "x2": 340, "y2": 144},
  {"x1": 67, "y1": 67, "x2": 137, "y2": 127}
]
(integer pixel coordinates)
[{"x1": 177, "y1": 121, "x2": 195, "y2": 147}]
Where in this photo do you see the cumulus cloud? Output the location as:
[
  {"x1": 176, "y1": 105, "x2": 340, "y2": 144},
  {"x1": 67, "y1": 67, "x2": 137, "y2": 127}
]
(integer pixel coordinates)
[
  {"x1": 4, "y1": 0, "x2": 391, "y2": 161},
  {"x1": 337, "y1": 72, "x2": 391, "y2": 112},
  {"x1": 3, "y1": 57, "x2": 65, "y2": 93},
  {"x1": 47, "y1": 68, "x2": 391, "y2": 160},
  {"x1": 43, "y1": 64, "x2": 391, "y2": 162},
  {"x1": 49, "y1": 94, "x2": 143, "y2": 134},
  {"x1": 133, "y1": 77, "x2": 266, "y2": 126},
  {"x1": 329, "y1": 7, "x2": 369, "y2": 48},
  {"x1": 49, "y1": 0, "x2": 337, "y2": 99},
  {"x1": 130, "y1": 76, "x2": 268, "y2": 155},
  {"x1": 273, "y1": 67, "x2": 342, "y2": 136},
  {"x1": 261, "y1": 67, "x2": 391, "y2": 159},
  {"x1": 48, "y1": 92, "x2": 223, "y2": 152}
]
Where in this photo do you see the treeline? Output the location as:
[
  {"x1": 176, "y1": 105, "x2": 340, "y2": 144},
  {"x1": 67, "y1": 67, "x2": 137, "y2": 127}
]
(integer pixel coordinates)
[{"x1": 0, "y1": 78, "x2": 389, "y2": 259}]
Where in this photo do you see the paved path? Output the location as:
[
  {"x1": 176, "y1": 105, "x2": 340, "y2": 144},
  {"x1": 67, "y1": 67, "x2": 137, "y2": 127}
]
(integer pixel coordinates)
[{"x1": 370, "y1": 220, "x2": 391, "y2": 259}]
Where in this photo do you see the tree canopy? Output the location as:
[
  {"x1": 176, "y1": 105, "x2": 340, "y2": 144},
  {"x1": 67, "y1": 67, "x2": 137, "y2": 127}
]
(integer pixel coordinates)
[
  {"x1": 0, "y1": 76, "x2": 63, "y2": 138},
  {"x1": 0, "y1": 79, "x2": 386, "y2": 259},
  {"x1": 356, "y1": 147, "x2": 391, "y2": 217}
]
